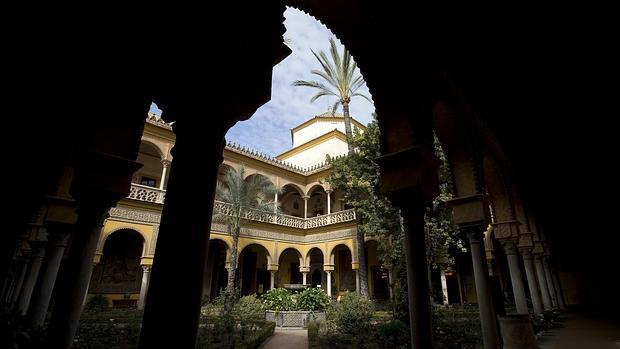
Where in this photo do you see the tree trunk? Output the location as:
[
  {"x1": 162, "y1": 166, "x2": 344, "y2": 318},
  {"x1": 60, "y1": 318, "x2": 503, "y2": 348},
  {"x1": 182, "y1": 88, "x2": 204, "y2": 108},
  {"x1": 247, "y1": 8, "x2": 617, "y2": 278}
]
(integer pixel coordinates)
[
  {"x1": 356, "y1": 229, "x2": 369, "y2": 297},
  {"x1": 224, "y1": 224, "x2": 239, "y2": 313},
  {"x1": 342, "y1": 102, "x2": 354, "y2": 155},
  {"x1": 226, "y1": 224, "x2": 238, "y2": 291},
  {"x1": 343, "y1": 101, "x2": 369, "y2": 297}
]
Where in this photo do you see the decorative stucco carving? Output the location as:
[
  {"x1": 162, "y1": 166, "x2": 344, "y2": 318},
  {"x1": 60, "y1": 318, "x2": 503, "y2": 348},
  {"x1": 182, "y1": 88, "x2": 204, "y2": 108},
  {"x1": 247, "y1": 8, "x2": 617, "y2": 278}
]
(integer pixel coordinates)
[{"x1": 109, "y1": 207, "x2": 161, "y2": 224}]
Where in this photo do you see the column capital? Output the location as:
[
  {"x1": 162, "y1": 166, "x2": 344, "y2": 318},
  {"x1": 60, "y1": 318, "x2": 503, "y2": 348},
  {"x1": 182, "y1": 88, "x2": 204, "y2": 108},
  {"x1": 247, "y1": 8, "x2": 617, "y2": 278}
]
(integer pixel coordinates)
[
  {"x1": 302, "y1": 195, "x2": 310, "y2": 201},
  {"x1": 519, "y1": 247, "x2": 533, "y2": 259},
  {"x1": 491, "y1": 220, "x2": 520, "y2": 240},
  {"x1": 374, "y1": 145, "x2": 439, "y2": 206},
  {"x1": 267, "y1": 264, "x2": 279, "y2": 271},
  {"x1": 299, "y1": 266, "x2": 310, "y2": 273},
  {"x1": 500, "y1": 239, "x2": 519, "y2": 255},
  {"x1": 532, "y1": 241, "x2": 545, "y2": 255},
  {"x1": 161, "y1": 159, "x2": 172, "y2": 168},
  {"x1": 323, "y1": 264, "x2": 335, "y2": 272},
  {"x1": 142, "y1": 265, "x2": 152, "y2": 272},
  {"x1": 458, "y1": 223, "x2": 486, "y2": 244},
  {"x1": 447, "y1": 194, "x2": 487, "y2": 226},
  {"x1": 517, "y1": 230, "x2": 534, "y2": 249},
  {"x1": 45, "y1": 196, "x2": 78, "y2": 226}
]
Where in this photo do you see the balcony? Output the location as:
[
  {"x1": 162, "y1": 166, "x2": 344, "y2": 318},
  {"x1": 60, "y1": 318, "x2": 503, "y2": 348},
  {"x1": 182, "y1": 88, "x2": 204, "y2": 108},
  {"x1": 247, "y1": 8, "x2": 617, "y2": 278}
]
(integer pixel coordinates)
[
  {"x1": 126, "y1": 183, "x2": 356, "y2": 229},
  {"x1": 128, "y1": 183, "x2": 166, "y2": 204}
]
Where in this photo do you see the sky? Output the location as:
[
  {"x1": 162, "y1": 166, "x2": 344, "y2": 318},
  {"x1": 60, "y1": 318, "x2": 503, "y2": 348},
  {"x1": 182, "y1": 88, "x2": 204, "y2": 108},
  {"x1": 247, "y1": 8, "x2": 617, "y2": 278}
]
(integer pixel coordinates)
[{"x1": 150, "y1": 7, "x2": 375, "y2": 157}]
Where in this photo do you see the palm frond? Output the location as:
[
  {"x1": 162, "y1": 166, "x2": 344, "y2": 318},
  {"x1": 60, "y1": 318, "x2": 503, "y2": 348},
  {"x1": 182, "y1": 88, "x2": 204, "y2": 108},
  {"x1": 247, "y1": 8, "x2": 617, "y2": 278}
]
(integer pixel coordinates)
[
  {"x1": 328, "y1": 38, "x2": 342, "y2": 75},
  {"x1": 310, "y1": 90, "x2": 338, "y2": 103},
  {"x1": 351, "y1": 92, "x2": 372, "y2": 103},
  {"x1": 311, "y1": 70, "x2": 339, "y2": 89},
  {"x1": 331, "y1": 100, "x2": 341, "y2": 115},
  {"x1": 349, "y1": 75, "x2": 365, "y2": 94},
  {"x1": 312, "y1": 50, "x2": 336, "y2": 81},
  {"x1": 294, "y1": 36, "x2": 374, "y2": 109}
]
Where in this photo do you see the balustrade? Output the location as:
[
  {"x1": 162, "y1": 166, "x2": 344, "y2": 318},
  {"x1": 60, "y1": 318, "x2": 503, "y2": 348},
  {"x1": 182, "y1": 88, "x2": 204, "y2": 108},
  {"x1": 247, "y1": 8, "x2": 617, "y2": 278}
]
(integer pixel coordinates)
[{"x1": 127, "y1": 184, "x2": 356, "y2": 228}]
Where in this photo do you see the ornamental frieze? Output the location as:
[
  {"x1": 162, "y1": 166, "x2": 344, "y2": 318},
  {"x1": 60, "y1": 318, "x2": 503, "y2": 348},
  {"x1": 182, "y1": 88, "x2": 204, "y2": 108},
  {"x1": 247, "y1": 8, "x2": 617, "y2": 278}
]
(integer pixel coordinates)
[{"x1": 109, "y1": 207, "x2": 162, "y2": 224}]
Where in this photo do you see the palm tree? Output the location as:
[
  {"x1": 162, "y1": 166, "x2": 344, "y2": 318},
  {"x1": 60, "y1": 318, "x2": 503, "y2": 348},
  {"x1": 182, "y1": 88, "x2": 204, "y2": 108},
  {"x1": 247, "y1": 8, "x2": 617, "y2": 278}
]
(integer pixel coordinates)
[
  {"x1": 213, "y1": 166, "x2": 279, "y2": 310},
  {"x1": 293, "y1": 37, "x2": 371, "y2": 155},
  {"x1": 293, "y1": 38, "x2": 372, "y2": 297}
]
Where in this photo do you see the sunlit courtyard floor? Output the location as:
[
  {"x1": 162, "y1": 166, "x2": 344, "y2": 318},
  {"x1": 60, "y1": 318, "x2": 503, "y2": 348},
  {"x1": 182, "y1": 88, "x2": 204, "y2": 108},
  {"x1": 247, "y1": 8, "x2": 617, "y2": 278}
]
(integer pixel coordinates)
[{"x1": 259, "y1": 328, "x2": 308, "y2": 349}]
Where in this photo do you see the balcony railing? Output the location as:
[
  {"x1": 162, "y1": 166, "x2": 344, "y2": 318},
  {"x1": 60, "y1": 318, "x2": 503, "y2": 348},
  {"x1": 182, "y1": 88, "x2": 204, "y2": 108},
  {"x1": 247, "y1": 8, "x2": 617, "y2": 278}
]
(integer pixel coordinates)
[
  {"x1": 213, "y1": 200, "x2": 356, "y2": 229},
  {"x1": 213, "y1": 200, "x2": 355, "y2": 229},
  {"x1": 128, "y1": 183, "x2": 166, "y2": 204},
  {"x1": 126, "y1": 184, "x2": 355, "y2": 229}
]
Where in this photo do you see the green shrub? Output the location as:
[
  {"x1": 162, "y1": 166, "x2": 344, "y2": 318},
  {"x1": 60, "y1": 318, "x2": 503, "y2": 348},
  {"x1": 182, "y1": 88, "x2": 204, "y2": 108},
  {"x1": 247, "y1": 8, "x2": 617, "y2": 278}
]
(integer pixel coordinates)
[
  {"x1": 239, "y1": 321, "x2": 275, "y2": 349},
  {"x1": 433, "y1": 306, "x2": 482, "y2": 349},
  {"x1": 261, "y1": 288, "x2": 296, "y2": 311},
  {"x1": 74, "y1": 309, "x2": 143, "y2": 348},
  {"x1": 232, "y1": 294, "x2": 265, "y2": 321},
  {"x1": 307, "y1": 321, "x2": 321, "y2": 349},
  {"x1": 200, "y1": 294, "x2": 226, "y2": 319},
  {"x1": 376, "y1": 320, "x2": 409, "y2": 349},
  {"x1": 298, "y1": 287, "x2": 330, "y2": 311},
  {"x1": 83, "y1": 294, "x2": 110, "y2": 313},
  {"x1": 326, "y1": 292, "x2": 374, "y2": 336},
  {"x1": 196, "y1": 317, "x2": 274, "y2": 349}
]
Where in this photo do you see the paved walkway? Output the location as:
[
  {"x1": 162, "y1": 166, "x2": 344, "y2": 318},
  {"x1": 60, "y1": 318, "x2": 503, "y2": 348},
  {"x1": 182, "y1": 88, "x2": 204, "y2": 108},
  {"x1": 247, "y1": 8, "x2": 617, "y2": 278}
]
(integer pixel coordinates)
[
  {"x1": 537, "y1": 311, "x2": 620, "y2": 349},
  {"x1": 259, "y1": 328, "x2": 308, "y2": 349}
]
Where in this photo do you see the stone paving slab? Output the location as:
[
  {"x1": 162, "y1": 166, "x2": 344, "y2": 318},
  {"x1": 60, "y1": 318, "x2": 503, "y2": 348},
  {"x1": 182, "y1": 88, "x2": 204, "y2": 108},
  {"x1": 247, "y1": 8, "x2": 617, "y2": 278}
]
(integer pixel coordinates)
[{"x1": 259, "y1": 328, "x2": 308, "y2": 349}]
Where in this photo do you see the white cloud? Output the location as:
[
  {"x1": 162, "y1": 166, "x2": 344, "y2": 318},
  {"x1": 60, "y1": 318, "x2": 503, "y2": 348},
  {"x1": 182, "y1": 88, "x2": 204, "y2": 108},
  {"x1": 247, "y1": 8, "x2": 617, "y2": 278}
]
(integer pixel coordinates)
[{"x1": 225, "y1": 7, "x2": 375, "y2": 156}]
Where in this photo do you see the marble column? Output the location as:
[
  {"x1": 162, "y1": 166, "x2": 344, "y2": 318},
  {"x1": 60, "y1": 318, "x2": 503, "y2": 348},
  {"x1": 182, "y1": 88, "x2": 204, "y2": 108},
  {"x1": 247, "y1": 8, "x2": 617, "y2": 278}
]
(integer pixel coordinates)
[
  {"x1": 467, "y1": 227, "x2": 501, "y2": 349},
  {"x1": 520, "y1": 249, "x2": 543, "y2": 315},
  {"x1": 9, "y1": 255, "x2": 29, "y2": 306},
  {"x1": 159, "y1": 160, "x2": 171, "y2": 190},
  {"x1": 46, "y1": 201, "x2": 112, "y2": 349},
  {"x1": 543, "y1": 257, "x2": 558, "y2": 308},
  {"x1": 16, "y1": 242, "x2": 47, "y2": 315},
  {"x1": 326, "y1": 189, "x2": 331, "y2": 214},
  {"x1": 137, "y1": 265, "x2": 151, "y2": 310},
  {"x1": 401, "y1": 205, "x2": 434, "y2": 349},
  {"x1": 303, "y1": 195, "x2": 309, "y2": 219},
  {"x1": 502, "y1": 240, "x2": 529, "y2": 314},
  {"x1": 270, "y1": 271, "x2": 276, "y2": 290},
  {"x1": 355, "y1": 269, "x2": 360, "y2": 293},
  {"x1": 326, "y1": 271, "x2": 332, "y2": 297},
  {"x1": 440, "y1": 269, "x2": 449, "y2": 305},
  {"x1": 550, "y1": 262, "x2": 566, "y2": 310},
  {"x1": 302, "y1": 272, "x2": 308, "y2": 285},
  {"x1": 534, "y1": 254, "x2": 552, "y2": 310}
]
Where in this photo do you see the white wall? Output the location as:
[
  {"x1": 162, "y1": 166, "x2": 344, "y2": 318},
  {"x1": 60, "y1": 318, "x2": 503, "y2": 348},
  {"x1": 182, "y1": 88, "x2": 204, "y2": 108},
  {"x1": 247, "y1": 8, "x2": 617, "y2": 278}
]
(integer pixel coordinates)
[
  {"x1": 284, "y1": 137, "x2": 349, "y2": 167},
  {"x1": 293, "y1": 119, "x2": 362, "y2": 147}
]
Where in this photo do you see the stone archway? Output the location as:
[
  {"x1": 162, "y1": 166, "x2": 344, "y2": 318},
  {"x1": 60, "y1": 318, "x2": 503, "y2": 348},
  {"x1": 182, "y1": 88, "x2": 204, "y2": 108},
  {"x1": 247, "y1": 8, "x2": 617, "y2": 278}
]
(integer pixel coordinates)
[
  {"x1": 238, "y1": 244, "x2": 271, "y2": 296},
  {"x1": 88, "y1": 229, "x2": 144, "y2": 308},
  {"x1": 203, "y1": 239, "x2": 228, "y2": 302},
  {"x1": 278, "y1": 248, "x2": 303, "y2": 286},
  {"x1": 331, "y1": 244, "x2": 355, "y2": 294},
  {"x1": 307, "y1": 247, "x2": 325, "y2": 288}
]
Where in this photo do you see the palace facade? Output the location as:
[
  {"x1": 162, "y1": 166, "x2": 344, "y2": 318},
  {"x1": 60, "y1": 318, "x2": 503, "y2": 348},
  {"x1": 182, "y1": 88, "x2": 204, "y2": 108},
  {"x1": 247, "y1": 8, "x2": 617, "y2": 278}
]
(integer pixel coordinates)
[{"x1": 87, "y1": 110, "x2": 390, "y2": 309}]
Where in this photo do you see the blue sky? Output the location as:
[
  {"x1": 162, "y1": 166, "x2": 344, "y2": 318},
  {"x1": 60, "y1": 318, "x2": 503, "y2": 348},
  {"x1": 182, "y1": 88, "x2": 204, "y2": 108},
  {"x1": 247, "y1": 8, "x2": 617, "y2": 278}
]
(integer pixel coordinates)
[{"x1": 150, "y1": 7, "x2": 375, "y2": 157}]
